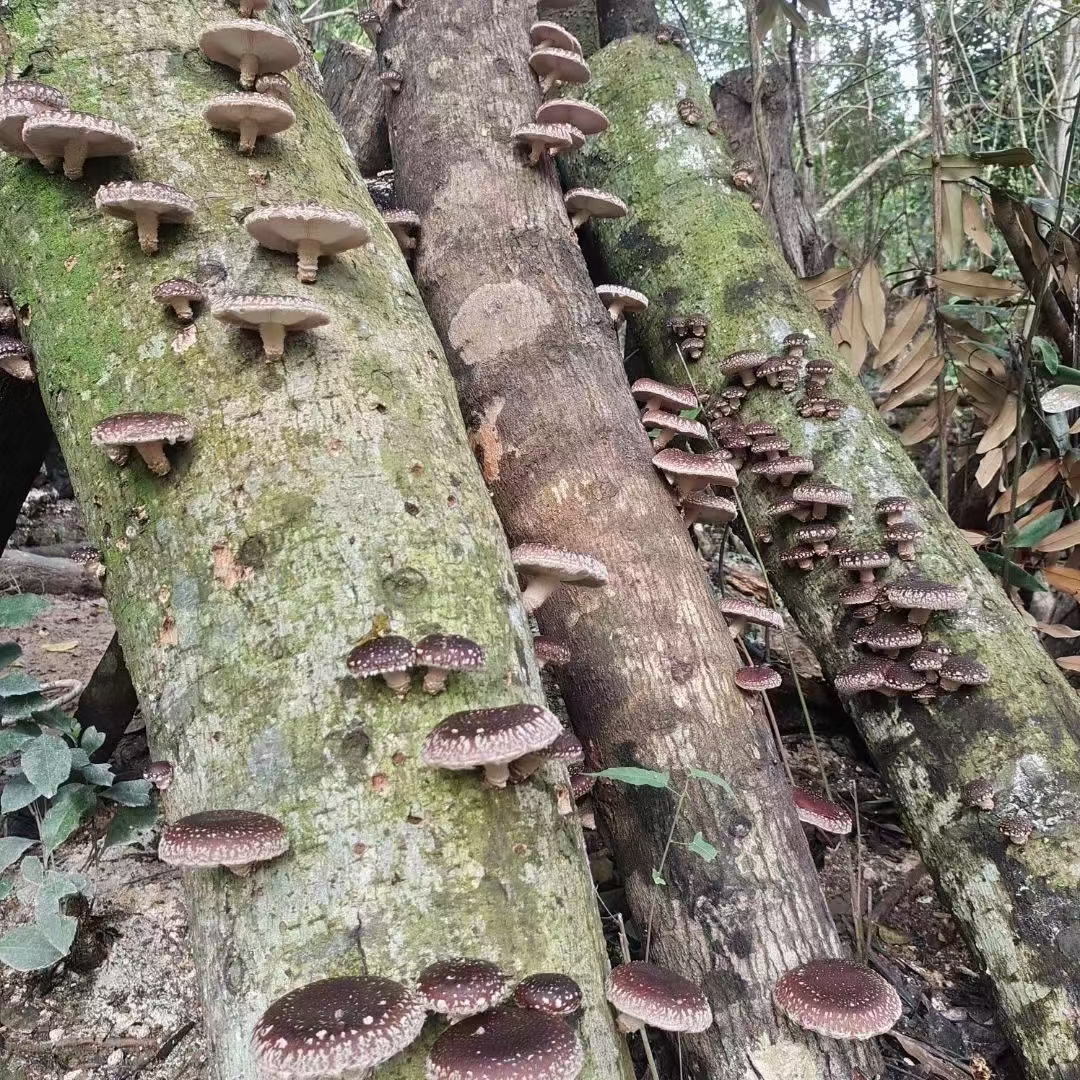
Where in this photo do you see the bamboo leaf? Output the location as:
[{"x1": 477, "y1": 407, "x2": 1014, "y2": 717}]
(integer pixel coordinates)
[
  {"x1": 1057, "y1": 656, "x2": 1080, "y2": 672},
  {"x1": 878, "y1": 331, "x2": 933, "y2": 392},
  {"x1": 1033, "y1": 336, "x2": 1060, "y2": 376},
  {"x1": 873, "y1": 297, "x2": 929, "y2": 370},
  {"x1": 979, "y1": 552, "x2": 1047, "y2": 591},
  {"x1": 961, "y1": 529, "x2": 989, "y2": 546},
  {"x1": 1008, "y1": 510, "x2": 1065, "y2": 548},
  {"x1": 590, "y1": 767, "x2": 670, "y2": 789},
  {"x1": 961, "y1": 191, "x2": 994, "y2": 256},
  {"x1": 989, "y1": 459, "x2": 1060, "y2": 516},
  {"x1": 975, "y1": 395, "x2": 1018, "y2": 453},
  {"x1": 857, "y1": 260, "x2": 886, "y2": 347},
  {"x1": 1045, "y1": 565, "x2": 1080, "y2": 598},
  {"x1": 1034, "y1": 518, "x2": 1080, "y2": 552},
  {"x1": 934, "y1": 270, "x2": 1022, "y2": 299}
]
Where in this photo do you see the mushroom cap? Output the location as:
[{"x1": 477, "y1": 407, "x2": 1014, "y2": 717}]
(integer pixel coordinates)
[
  {"x1": 0, "y1": 336, "x2": 35, "y2": 380},
  {"x1": 834, "y1": 659, "x2": 889, "y2": 694},
  {"x1": 425, "y1": 1005, "x2": 583, "y2": 1080},
  {"x1": 245, "y1": 203, "x2": 371, "y2": 257},
  {"x1": 512, "y1": 122, "x2": 575, "y2": 155},
  {"x1": 883, "y1": 576, "x2": 964, "y2": 613},
  {"x1": 783, "y1": 332, "x2": 811, "y2": 348},
  {"x1": 347, "y1": 635, "x2": 415, "y2": 677},
  {"x1": 747, "y1": 456, "x2": 814, "y2": 480},
  {"x1": 416, "y1": 958, "x2": 514, "y2": 1018},
  {"x1": 158, "y1": 809, "x2": 288, "y2": 869},
  {"x1": 765, "y1": 496, "x2": 802, "y2": 520},
  {"x1": 70, "y1": 545, "x2": 103, "y2": 565},
  {"x1": 203, "y1": 92, "x2": 295, "y2": 138},
  {"x1": 743, "y1": 421, "x2": 777, "y2": 438},
  {"x1": 563, "y1": 187, "x2": 627, "y2": 220},
  {"x1": 881, "y1": 661, "x2": 927, "y2": 693},
  {"x1": 421, "y1": 703, "x2": 562, "y2": 769},
  {"x1": 754, "y1": 355, "x2": 788, "y2": 378},
  {"x1": 95, "y1": 181, "x2": 196, "y2": 226},
  {"x1": 22, "y1": 110, "x2": 137, "y2": 166},
  {"x1": 510, "y1": 544, "x2": 608, "y2": 586},
  {"x1": 569, "y1": 770, "x2": 595, "y2": 800},
  {"x1": 939, "y1": 655, "x2": 991, "y2": 686},
  {"x1": 212, "y1": 293, "x2": 331, "y2": 332},
  {"x1": 653, "y1": 448, "x2": 738, "y2": 488},
  {"x1": 720, "y1": 349, "x2": 767, "y2": 376},
  {"x1": 836, "y1": 549, "x2": 890, "y2": 571},
  {"x1": 792, "y1": 482, "x2": 852, "y2": 509},
  {"x1": 875, "y1": 496, "x2": 911, "y2": 518},
  {"x1": 606, "y1": 962, "x2": 712, "y2": 1033},
  {"x1": 962, "y1": 777, "x2": 995, "y2": 810},
  {"x1": 718, "y1": 595, "x2": 783, "y2": 630},
  {"x1": 528, "y1": 46, "x2": 591, "y2": 86},
  {"x1": 379, "y1": 70, "x2": 404, "y2": 88},
  {"x1": 253, "y1": 976, "x2": 426, "y2": 1077},
  {"x1": 793, "y1": 523, "x2": 837, "y2": 545},
  {"x1": 0, "y1": 86, "x2": 68, "y2": 157},
  {"x1": 909, "y1": 646, "x2": 948, "y2": 672},
  {"x1": 414, "y1": 632, "x2": 486, "y2": 673},
  {"x1": 853, "y1": 622, "x2": 923, "y2": 652},
  {"x1": 0, "y1": 81, "x2": 67, "y2": 110},
  {"x1": 630, "y1": 378, "x2": 697, "y2": 411},
  {"x1": 641, "y1": 409, "x2": 708, "y2": 442},
  {"x1": 717, "y1": 429, "x2": 751, "y2": 451},
  {"x1": 805, "y1": 359, "x2": 834, "y2": 375},
  {"x1": 681, "y1": 492, "x2": 737, "y2": 524},
  {"x1": 750, "y1": 434, "x2": 791, "y2": 455},
  {"x1": 839, "y1": 582, "x2": 880, "y2": 606},
  {"x1": 792, "y1": 787, "x2": 852, "y2": 834},
  {"x1": 773, "y1": 959, "x2": 901, "y2": 1039},
  {"x1": 91, "y1": 412, "x2": 193, "y2": 448},
  {"x1": 199, "y1": 21, "x2": 302, "y2": 78},
  {"x1": 735, "y1": 664, "x2": 781, "y2": 691},
  {"x1": 533, "y1": 636, "x2": 572, "y2": 666},
  {"x1": 529, "y1": 20, "x2": 582, "y2": 53},
  {"x1": 152, "y1": 278, "x2": 205, "y2": 304},
  {"x1": 544, "y1": 729, "x2": 584, "y2": 764},
  {"x1": 720, "y1": 385, "x2": 747, "y2": 401},
  {"x1": 514, "y1": 973, "x2": 583, "y2": 1016},
  {"x1": 885, "y1": 521, "x2": 924, "y2": 542},
  {"x1": 254, "y1": 73, "x2": 292, "y2": 101},
  {"x1": 535, "y1": 98, "x2": 609, "y2": 135},
  {"x1": 383, "y1": 208, "x2": 421, "y2": 229},
  {"x1": 595, "y1": 284, "x2": 648, "y2": 312}
]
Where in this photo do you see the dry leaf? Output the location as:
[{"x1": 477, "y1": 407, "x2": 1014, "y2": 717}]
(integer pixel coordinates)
[
  {"x1": 948, "y1": 333, "x2": 1006, "y2": 377},
  {"x1": 800, "y1": 266, "x2": 853, "y2": 304},
  {"x1": 1046, "y1": 564, "x2": 1080, "y2": 598},
  {"x1": 878, "y1": 331, "x2": 934, "y2": 393},
  {"x1": 975, "y1": 394, "x2": 1018, "y2": 453},
  {"x1": 1035, "y1": 519, "x2": 1080, "y2": 552},
  {"x1": 41, "y1": 641, "x2": 78, "y2": 653},
  {"x1": 1014, "y1": 499, "x2": 1057, "y2": 532},
  {"x1": 975, "y1": 447, "x2": 1003, "y2": 488},
  {"x1": 961, "y1": 191, "x2": 994, "y2": 256},
  {"x1": 939, "y1": 310, "x2": 991, "y2": 342},
  {"x1": 1036, "y1": 621, "x2": 1080, "y2": 638},
  {"x1": 961, "y1": 529, "x2": 988, "y2": 546},
  {"x1": 878, "y1": 354, "x2": 944, "y2": 412},
  {"x1": 874, "y1": 296, "x2": 930, "y2": 370},
  {"x1": 941, "y1": 180, "x2": 965, "y2": 262},
  {"x1": 1056, "y1": 656, "x2": 1080, "y2": 672},
  {"x1": 934, "y1": 269, "x2": 1022, "y2": 299},
  {"x1": 1041, "y1": 385, "x2": 1080, "y2": 414},
  {"x1": 900, "y1": 390, "x2": 957, "y2": 446},
  {"x1": 835, "y1": 288, "x2": 868, "y2": 372},
  {"x1": 989, "y1": 458, "x2": 1060, "y2": 516},
  {"x1": 857, "y1": 260, "x2": 886, "y2": 348}
]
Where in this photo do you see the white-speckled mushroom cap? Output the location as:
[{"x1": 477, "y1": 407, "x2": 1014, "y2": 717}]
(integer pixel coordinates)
[
  {"x1": 212, "y1": 294, "x2": 331, "y2": 331},
  {"x1": 414, "y1": 633, "x2": 486, "y2": 673},
  {"x1": 792, "y1": 787, "x2": 852, "y2": 834},
  {"x1": 203, "y1": 92, "x2": 295, "y2": 146},
  {"x1": 199, "y1": 21, "x2": 302, "y2": 88},
  {"x1": 0, "y1": 84, "x2": 68, "y2": 159},
  {"x1": 253, "y1": 975, "x2": 426, "y2": 1077},
  {"x1": 0, "y1": 81, "x2": 67, "y2": 109},
  {"x1": 510, "y1": 544, "x2": 608, "y2": 586},
  {"x1": 653, "y1": 448, "x2": 738, "y2": 489},
  {"x1": 773, "y1": 959, "x2": 901, "y2": 1039},
  {"x1": 347, "y1": 635, "x2": 415, "y2": 677},
  {"x1": 734, "y1": 665, "x2": 782, "y2": 691},
  {"x1": 416, "y1": 958, "x2": 514, "y2": 1018},
  {"x1": 0, "y1": 336, "x2": 35, "y2": 381},
  {"x1": 528, "y1": 46, "x2": 591, "y2": 87},
  {"x1": 606, "y1": 962, "x2": 712, "y2": 1033},
  {"x1": 629, "y1": 378, "x2": 697, "y2": 411},
  {"x1": 95, "y1": 182, "x2": 196, "y2": 252},
  {"x1": 421, "y1": 704, "x2": 562, "y2": 769},
  {"x1": 718, "y1": 595, "x2": 783, "y2": 630},
  {"x1": 425, "y1": 1005, "x2": 583, "y2": 1080},
  {"x1": 22, "y1": 111, "x2": 137, "y2": 178},
  {"x1": 792, "y1": 481, "x2": 852, "y2": 509},
  {"x1": 834, "y1": 659, "x2": 889, "y2": 695},
  {"x1": 91, "y1": 412, "x2": 194, "y2": 448},
  {"x1": 535, "y1": 98, "x2": 609, "y2": 135},
  {"x1": 595, "y1": 284, "x2": 648, "y2": 312},
  {"x1": 245, "y1": 203, "x2": 370, "y2": 259},
  {"x1": 152, "y1": 278, "x2": 205, "y2": 304},
  {"x1": 641, "y1": 409, "x2": 708, "y2": 444},
  {"x1": 158, "y1": 809, "x2": 287, "y2": 869},
  {"x1": 529, "y1": 21, "x2": 582, "y2": 53},
  {"x1": 512, "y1": 122, "x2": 575, "y2": 157},
  {"x1": 883, "y1": 576, "x2": 965, "y2": 613},
  {"x1": 514, "y1": 973, "x2": 583, "y2": 1016},
  {"x1": 533, "y1": 636, "x2": 572, "y2": 666}
]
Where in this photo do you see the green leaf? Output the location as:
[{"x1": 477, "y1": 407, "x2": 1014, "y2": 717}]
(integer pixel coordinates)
[
  {"x1": 79, "y1": 727, "x2": 105, "y2": 756},
  {"x1": 689, "y1": 769, "x2": 735, "y2": 795},
  {"x1": 35, "y1": 908, "x2": 76, "y2": 956},
  {"x1": 589, "y1": 767, "x2": 670, "y2": 789},
  {"x1": 678, "y1": 408, "x2": 702, "y2": 421},
  {"x1": 80, "y1": 762, "x2": 114, "y2": 787},
  {"x1": 0, "y1": 837, "x2": 35, "y2": 872},
  {"x1": 1, "y1": 776, "x2": 39, "y2": 813},
  {"x1": 970, "y1": 146, "x2": 1036, "y2": 167},
  {"x1": 651, "y1": 868, "x2": 666, "y2": 885},
  {"x1": 0, "y1": 642, "x2": 21, "y2": 672},
  {"x1": 20, "y1": 734, "x2": 72, "y2": 799},
  {"x1": 980, "y1": 551, "x2": 1048, "y2": 591},
  {"x1": 105, "y1": 804, "x2": 160, "y2": 848},
  {"x1": 0, "y1": 672, "x2": 41, "y2": 698},
  {"x1": 0, "y1": 925, "x2": 65, "y2": 971},
  {"x1": 1034, "y1": 335, "x2": 1060, "y2": 376},
  {"x1": 0, "y1": 595, "x2": 49, "y2": 630},
  {"x1": 39, "y1": 784, "x2": 97, "y2": 857},
  {"x1": 0, "y1": 880, "x2": 12, "y2": 901},
  {"x1": 0, "y1": 723, "x2": 41, "y2": 758},
  {"x1": 0, "y1": 693, "x2": 48, "y2": 721},
  {"x1": 687, "y1": 832, "x2": 718, "y2": 862},
  {"x1": 1006, "y1": 509, "x2": 1065, "y2": 548},
  {"x1": 100, "y1": 779, "x2": 151, "y2": 807},
  {"x1": 33, "y1": 707, "x2": 77, "y2": 738}
]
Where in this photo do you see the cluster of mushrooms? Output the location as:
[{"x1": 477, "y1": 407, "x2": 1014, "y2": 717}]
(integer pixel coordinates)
[{"x1": 0, "y1": 289, "x2": 34, "y2": 383}]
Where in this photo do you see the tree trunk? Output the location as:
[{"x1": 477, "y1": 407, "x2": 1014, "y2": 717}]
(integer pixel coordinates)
[
  {"x1": 0, "y1": 548, "x2": 103, "y2": 598},
  {"x1": 709, "y1": 66, "x2": 829, "y2": 278},
  {"x1": 0, "y1": 3, "x2": 630, "y2": 1078},
  {"x1": 540, "y1": 0, "x2": 601, "y2": 56},
  {"x1": 320, "y1": 39, "x2": 391, "y2": 176},
  {"x1": 564, "y1": 33, "x2": 1080, "y2": 1080},
  {"x1": 379, "y1": 3, "x2": 878, "y2": 1077},
  {"x1": 596, "y1": 0, "x2": 656, "y2": 42},
  {"x1": 0, "y1": 373, "x2": 51, "y2": 555}
]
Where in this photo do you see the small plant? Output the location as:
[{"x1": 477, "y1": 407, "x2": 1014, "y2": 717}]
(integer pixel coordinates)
[{"x1": 0, "y1": 593, "x2": 158, "y2": 972}]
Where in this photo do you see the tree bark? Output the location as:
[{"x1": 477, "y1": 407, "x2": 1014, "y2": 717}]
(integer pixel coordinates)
[
  {"x1": 0, "y1": 373, "x2": 51, "y2": 556},
  {"x1": 596, "y1": 0, "x2": 656, "y2": 43},
  {"x1": 379, "y1": 3, "x2": 878, "y2": 1077},
  {"x1": 540, "y1": 0, "x2": 601, "y2": 56},
  {"x1": 564, "y1": 33, "x2": 1080, "y2": 1080},
  {"x1": 0, "y1": 3, "x2": 630, "y2": 1078},
  {"x1": 710, "y1": 65, "x2": 829, "y2": 278},
  {"x1": 320, "y1": 39, "x2": 391, "y2": 176}
]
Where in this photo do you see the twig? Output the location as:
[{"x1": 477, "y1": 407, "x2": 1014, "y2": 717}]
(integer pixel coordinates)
[
  {"x1": 129, "y1": 1020, "x2": 196, "y2": 1075},
  {"x1": 14, "y1": 1035, "x2": 159, "y2": 1054},
  {"x1": 735, "y1": 636, "x2": 795, "y2": 787}
]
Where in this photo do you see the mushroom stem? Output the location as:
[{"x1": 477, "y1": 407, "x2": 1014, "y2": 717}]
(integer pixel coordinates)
[
  {"x1": 606, "y1": 300, "x2": 624, "y2": 320},
  {"x1": 381, "y1": 670, "x2": 412, "y2": 697},
  {"x1": 726, "y1": 615, "x2": 746, "y2": 636},
  {"x1": 579, "y1": 805, "x2": 596, "y2": 829},
  {"x1": 939, "y1": 677, "x2": 960, "y2": 691},
  {"x1": 907, "y1": 608, "x2": 931, "y2": 625},
  {"x1": 62, "y1": 134, "x2": 89, "y2": 180},
  {"x1": 134, "y1": 440, "x2": 172, "y2": 477},
  {"x1": 239, "y1": 0, "x2": 256, "y2": 13},
  {"x1": 134, "y1": 210, "x2": 162, "y2": 255},
  {"x1": 239, "y1": 52, "x2": 259, "y2": 90},
  {"x1": 0, "y1": 356, "x2": 35, "y2": 380},
  {"x1": 897, "y1": 540, "x2": 915, "y2": 560},
  {"x1": 615, "y1": 1012, "x2": 644, "y2": 1034},
  {"x1": 811, "y1": 501, "x2": 828, "y2": 520},
  {"x1": 169, "y1": 298, "x2": 194, "y2": 322},
  {"x1": 238, "y1": 120, "x2": 260, "y2": 154},
  {"x1": 520, "y1": 573, "x2": 561, "y2": 614},
  {"x1": 652, "y1": 429, "x2": 676, "y2": 450},
  {"x1": 421, "y1": 668, "x2": 449, "y2": 695},
  {"x1": 226, "y1": 862, "x2": 254, "y2": 877},
  {"x1": 258, "y1": 322, "x2": 287, "y2": 360},
  {"x1": 510, "y1": 752, "x2": 545, "y2": 781},
  {"x1": 570, "y1": 209, "x2": 590, "y2": 228},
  {"x1": 37, "y1": 153, "x2": 61, "y2": 172},
  {"x1": 296, "y1": 240, "x2": 323, "y2": 283},
  {"x1": 482, "y1": 762, "x2": 511, "y2": 788},
  {"x1": 541, "y1": 73, "x2": 558, "y2": 94},
  {"x1": 526, "y1": 142, "x2": 544, "y2": 166},
  {"x1": 857, "y1": 569, "x2": 876, "y2": 584},
  {"x1": 104, "y1": 444, "x2": 131, "y2": 467},
  {"x1": 737, "y1": 370, "x2": 756, "y2": 387}
]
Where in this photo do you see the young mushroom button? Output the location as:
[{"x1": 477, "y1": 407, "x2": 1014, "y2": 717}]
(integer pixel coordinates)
[
  {"x1": 528, "y1": 46, "x2": 591, "y2": 95},
  {"x1": 152, "y1": 279, "x2": 206, "y2": 322},
  {"x1": 514, "y1": 973, "x2": 583, "y2": 1016},
  {"x1": 413, "y1": 632, "x2": 486, "y2": 695},
  {"x1": 0, "y1": 337, "x2": 34, "y2": 381},
  {"x1": 212, "y1": 294, "x2": 331, "y2": 361},
  {"x1": 382, "y1": 209, "x2": 421, "y2": 254},
  {"x1": 885, "y1": 521, "x2": 924, "y2": 560},
  {"x1": 747, "y1": 455, "x2": 814, "y2": 487},
  {"x1": 938, "y1": 655, "x2": 991, "y2": 691},
  {"x1": 91, "y1": 412, "x2": 193, "y2": 476},
  {"x1": 510, "y1": 544, "x2": 608, "y2": 614},
  {"x1": 509, "y1": 727, "x2": 584, "y2": 783},
  {"x1": 199, "y1": 21, "x2": 302, "y2": 90},
  {"x1": 416, "y1": 958, "x2": 513, "y2": 1019},
  {"x1": 252, "y1": 976, "x2": 426, "y2": 1078},
  {"x1": 158, "y1": 809, "x2": 288, "y2": 876},
  {"x1": 606, "y1": 962, "x2": 713, "y2": 1034},
  {"x1": 245, "y1": 204, "x2": 370, "y2": 283},
  {"x1": 95, "y1": 182, "x2": 196, "y2": 255},
  {"x1": 144, "y1": 760, "x2": 174, "y2": 790},
  {"x1": 875, "y1": 496, "x2": 912, "y2": 525},
  {"x1": 203, "y1": 92, "x2": 295, "y2": 154},
  {"x1": 836, "y1": 550, "x2": 891, "y2": 583},
  {"x1": 254, "y1": 73, "x2": 291, "y2": 103},
  {"x1": 426, "y1": 1005, "x2": 583, "y2": 1080},
  {"x1": 773, "y1": 959, "x2": 902, "y2": 1040},
  {"x1": 347, "y1": 634, "x2": 415, "y2": 697},
  {"x1": 793, "y1": 787, "x2": 853, "y2": 834},
  {"x1": 22, "y1": 111, "x2": 136, "y2": 180}
]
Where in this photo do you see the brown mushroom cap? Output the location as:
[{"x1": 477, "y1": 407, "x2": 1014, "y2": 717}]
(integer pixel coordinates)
[
  {"x1": 773, "y1": 959, "x2": 901, "y2": 1039},
  {"x1": 880, "y1": 661, "x2": 927, "y2": 693},
  {"x1": 747, "y1": 455, "x2": 814, "y2": 486},
  {"x1": 735, "y1": 664, "x2": 782, "y2": 691},
  {"x1": 653, "y1": 448, "x2": 738, "y2": 495},
  {"x1": 382, "y1": 209, "x2": 421, "y2": 254},
  {"x1": 743, "y1": 421, "x2": 777, "y2": 438},
  {"x1": 630, "y1": 378, "x2": 697, "y2": 412},
  {"x1": 999, "y1": 813, "x2": 1033, "y2": 845},
  {"x1": 414, "y1": 632, "x2": 486, "y2": 694},
  {"x1": 253, "y1": 976, "x2": 426, "y2": 1076},
  {"x1": 529, "y1": 46, "x2": 591, "y2": 94},
  {"x1": 792, "y1": 787, "x2": 853, "y2": 834},
  {"x1": 0, "y1": 84, "x2": 68, "y2": 159},
  {"x1": 95, "y1": 181, "x2": 196, "y2": 255},
  {"x1": 529, "y1": 20, "x2": 582, "y2": 53},
  {"x1": 0, "y1": 336, "x2": 35, "y2": 382},
  {"x1": 962, "y1": 777, "x2": 995, "y2": 811},
  {"x1": 642, "y1": 408, "x2": 709, "y2": 449},
  {"x1": 22, "y1": 110, "x2": 137, "y2": 179},
  {"x1": 199, "y1": 20, "x2": 302, "y2": 89},
  {"x1": 875, "y1": 496, "x2": 912, "y2": 524},
  {"x1": 719, "y1": 595, "x2": 783, "y2": 633},
  {"x1": 938, "y1": 655, "x2": 991, "y2": 690},
  {"x1": 793, "y1": 523, "x2": 837, "y2": 554},
  {"x1": 347, "y1": 634, "x2": 415, "y2": 696},
  {"x1": 245, "y1": 203, "x2": 370, "y2": 283},
  {"x1": 884, "y1": 520, "x2": 924, "y2": 560},
  {"x1": 0, "y1": 80, "x2": 67, "y2": 110},
  {"x1": 909, "y1": 646, "x2": 949, "y2": 678},
  {"x1": 792, "y1": 481, "x2": 852, "y2": 518},
  {"x1": 765, "y1": 496, "x2": 809, "y2": 522},
  {"x1": 203, "y1": 91, "x2": 295, "y2": 154},
  {"x1": 416, "y1": 958, "x2": 514, "y2": 1019},
  {"x1": 91, "y1": 412, "x2": 193, "y2": 476},
  {"x1": 254, "y1": 73, "x2": 291, "y2": 102},
  {"x1": 512, "y1": 121, "x2": 575, "y2": 165},
  {"x1": 853, "y1": 621, "x2": 923, "y2": 654},
  {"x1": 514, "y1": 973, "x2": 583, "y2": 1016},
  {"x1": 533, "y1": 636, "x2": 572, "y2": 668},
  {"x1": 511, "y1": 543, "x2": 608, "y2": 614},
  {"x1": 720, "y1": 349, "x2": 767, "y2": 387},
  {"x1": 750, "y1": 434, "x2": 792, "y2": 458},
  {"x1": 680, "y1": 492, "x2": 737, "y2": 527},
  {"x1": 836, "y1": 549, "x2": 891, "y2": 583},
  {"x1": 152, "y1": 278, "x2": 205, "y2": 322},
  {"x1": 158, "y1": 809, "x2": 287, "y2": 872},
  {"x1": 883, "y1": 576, "x2": 965, "y2": 624},
  {"x1": 834, "y1": 659, "x2": 890, "y2": 695},
  {"x1": 839, "y1": 581, "x2": 880, "y2": 607},
  {"x1": 564, "y1": 187, "x2": 628, "y2": 228},
  {"x1": 779, "y1": 545, "x2": 816, "y2": 571},
  {"x1": 535, "y1": 98, "x2": 609, "y2": 136},
  {"x1": 212, "y1": 294, "x2": 330, "y2": 360},
  {"x1": 595, "y1": 284, "x2": 648, "y2": 320},
  {"x1": 606, "y1": 962, "x2": 712, "y2": 1033}
]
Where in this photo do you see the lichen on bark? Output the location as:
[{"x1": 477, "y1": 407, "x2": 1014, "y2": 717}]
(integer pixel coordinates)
[
  {"x1": 0, "y1": 3, "x2": 630, "y2": 1078},
  {"x1": 566, "y1": 33, "x2": 1080, "y2": 1079}
]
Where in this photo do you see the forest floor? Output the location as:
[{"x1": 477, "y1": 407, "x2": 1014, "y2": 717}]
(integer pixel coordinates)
[{"x1": 0, "y1": 497, "x2": 1014, "y2": 1080}]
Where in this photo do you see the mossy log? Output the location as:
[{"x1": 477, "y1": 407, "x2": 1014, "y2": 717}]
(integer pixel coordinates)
[
  {"x1": 378, "y1": 2, "x2": 877, "y2": 1077},
  {"x1": 0, "y1": 3, "x2": 631, "y2": 1077},
  {"x1": 565, "y1": 33, "x2": 1080, "y2": 1080}
]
